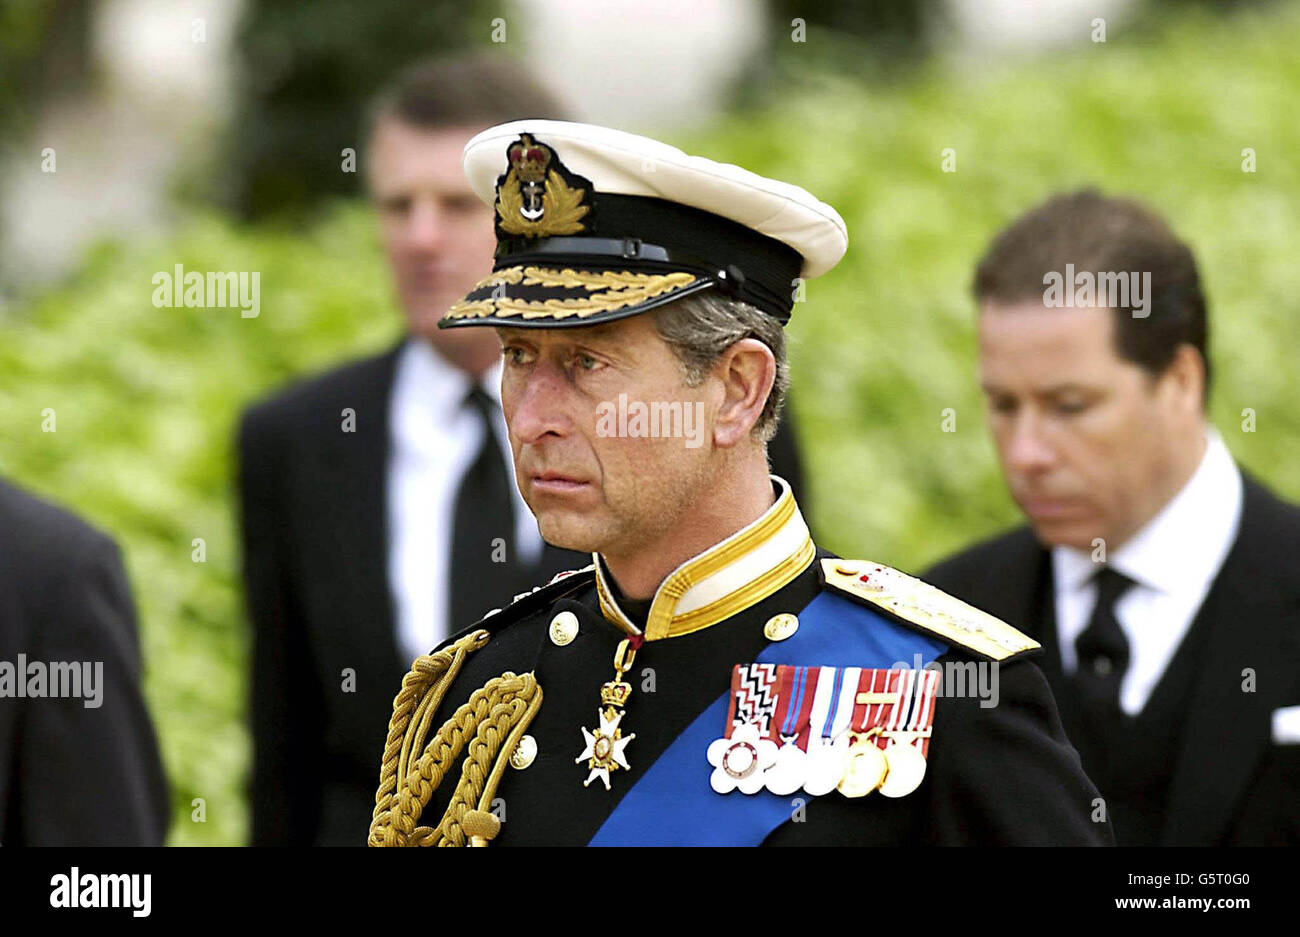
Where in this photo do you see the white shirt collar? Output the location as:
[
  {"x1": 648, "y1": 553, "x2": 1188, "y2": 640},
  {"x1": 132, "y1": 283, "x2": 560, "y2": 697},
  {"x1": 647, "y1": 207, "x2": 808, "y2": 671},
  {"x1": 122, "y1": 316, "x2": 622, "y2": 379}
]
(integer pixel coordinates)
[
  {"x1": 1053, "y1": 426, "x2": 1243, "y2": 597},
  {"x1": 392, "y1": 338, "x2": 503, "y2": 436}
]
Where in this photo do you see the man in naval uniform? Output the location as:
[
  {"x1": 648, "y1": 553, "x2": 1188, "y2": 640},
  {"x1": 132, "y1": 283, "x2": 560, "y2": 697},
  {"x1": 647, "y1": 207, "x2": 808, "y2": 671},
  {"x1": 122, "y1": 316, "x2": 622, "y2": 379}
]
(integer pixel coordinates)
[{"x1": 367, "y1": 120, "x2": 1112, "y2": 846}]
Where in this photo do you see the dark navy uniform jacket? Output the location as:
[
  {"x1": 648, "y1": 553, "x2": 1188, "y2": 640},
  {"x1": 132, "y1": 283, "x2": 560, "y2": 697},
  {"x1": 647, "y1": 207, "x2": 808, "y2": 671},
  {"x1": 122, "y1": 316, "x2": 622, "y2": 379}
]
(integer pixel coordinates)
[{"x1": 393, "y1": 479, "x2": 1113, "y2": 846}]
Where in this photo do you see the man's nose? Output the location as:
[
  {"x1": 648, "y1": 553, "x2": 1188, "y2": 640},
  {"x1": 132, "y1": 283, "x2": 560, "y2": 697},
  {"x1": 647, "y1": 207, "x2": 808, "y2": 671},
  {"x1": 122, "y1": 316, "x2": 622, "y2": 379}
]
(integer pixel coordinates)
[
  {"x1": 1003, "y1": 411, "x2": 1058, "y2": 474},
  {"x1": 507, "y1": 363, "x2": 572, "y2": 445},
  {"x1": 403, "y1": 199, "x2": 448, "y2": 251}
]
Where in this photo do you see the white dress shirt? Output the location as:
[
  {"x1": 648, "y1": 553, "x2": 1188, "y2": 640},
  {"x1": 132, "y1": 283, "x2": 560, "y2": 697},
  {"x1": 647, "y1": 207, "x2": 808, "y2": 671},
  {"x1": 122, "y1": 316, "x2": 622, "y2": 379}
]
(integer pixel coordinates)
[
  {"x1": 1052, "y1": 427, "x2": 1244, "y2": 716},
  {"x1": 386, "y1": 339, "x2": 543, "y2": 664}
]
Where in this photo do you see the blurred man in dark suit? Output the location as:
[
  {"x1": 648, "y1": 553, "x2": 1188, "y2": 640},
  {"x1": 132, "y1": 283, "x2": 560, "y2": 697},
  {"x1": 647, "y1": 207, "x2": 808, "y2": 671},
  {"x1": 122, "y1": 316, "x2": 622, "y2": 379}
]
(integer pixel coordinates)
[
  {"x1": 925, "y1": 190, "x2": 1300, "y2": 845},
  {"x1": 0, "y1": 479, "x2": 169, "y2": 845},
  {"x1": 238, "y1": 54, "x2": 811, "y2": 845}
]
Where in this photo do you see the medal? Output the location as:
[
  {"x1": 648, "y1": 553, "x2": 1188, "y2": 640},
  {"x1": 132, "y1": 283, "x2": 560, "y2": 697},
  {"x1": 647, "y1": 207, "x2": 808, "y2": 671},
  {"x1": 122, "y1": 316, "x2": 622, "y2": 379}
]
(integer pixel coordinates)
[
  {"x1": 878, "y1": 667, "x2": 939, "y2": 798},
  {"x1": 764, "y1": 739, "x2": 807, "y2": 795},
  {"x1": 803, "y1": 733, "x2": 850, "y2": 796},
  {"x1": 837, "y1": 669, "x2": 896, "y2": 798},
  {"x1": 575, "y1": 635, "x2": 640, "y2": 790},
  {"x1": 707, "y1": 664, "x2": 781, "y2": 795},
  {"x1": 879, "y1": 737, "x2": 927, "y2": 798},
  {"x1": 802, "y1": 666, "x2": 859, "y2": 796},
  {"x1": 707, "y1": 723, "x2": 778, "y2": 794},
  {"x1": 837, "y1": 728, "x2": 888, "y2": 798},
  {"x1": 764, "y1": 666, "x2": 813, "y2": 795}
]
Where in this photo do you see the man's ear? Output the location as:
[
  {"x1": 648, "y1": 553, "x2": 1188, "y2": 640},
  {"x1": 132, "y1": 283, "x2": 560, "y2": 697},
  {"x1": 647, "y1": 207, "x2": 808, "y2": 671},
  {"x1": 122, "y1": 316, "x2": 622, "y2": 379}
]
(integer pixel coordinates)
[
  {"x1": 712, "y1": 338, "x2": 776, "y2": 449},
  {"x1": 1170, "y1": 343, "x2": 1206, "y2": 413},
  {"x1": 1160, "y1": 343, "x2": 1207, "y2": 417}
]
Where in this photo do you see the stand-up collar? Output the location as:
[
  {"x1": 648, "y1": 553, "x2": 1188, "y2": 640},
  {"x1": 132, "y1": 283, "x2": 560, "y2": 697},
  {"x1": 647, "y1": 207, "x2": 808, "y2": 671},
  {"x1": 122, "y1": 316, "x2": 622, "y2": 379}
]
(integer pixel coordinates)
[{"x1": 593, "y1": 476, "x2": 815, "y2": 641}]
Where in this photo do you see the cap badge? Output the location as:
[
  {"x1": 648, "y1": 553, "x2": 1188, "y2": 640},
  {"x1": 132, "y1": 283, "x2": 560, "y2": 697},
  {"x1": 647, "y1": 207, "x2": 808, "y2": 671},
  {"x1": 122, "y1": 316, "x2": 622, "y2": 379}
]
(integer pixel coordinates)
[{"x1": 496, "y1": 133, "x2": 593, "y2": 238}]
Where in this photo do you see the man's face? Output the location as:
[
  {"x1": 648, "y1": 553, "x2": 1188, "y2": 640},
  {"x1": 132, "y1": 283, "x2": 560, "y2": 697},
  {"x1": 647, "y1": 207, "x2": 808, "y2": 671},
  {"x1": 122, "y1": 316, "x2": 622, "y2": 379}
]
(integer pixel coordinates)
[
  {"x1": 368, "y1": 118, "x2": 500, "y2": 370},
  {"x1": 497, "y1": 315, "x2": 716, "y2": 557},
  {"x1": 978, "y1": 301, "x2": 1196, "y2": 551}
]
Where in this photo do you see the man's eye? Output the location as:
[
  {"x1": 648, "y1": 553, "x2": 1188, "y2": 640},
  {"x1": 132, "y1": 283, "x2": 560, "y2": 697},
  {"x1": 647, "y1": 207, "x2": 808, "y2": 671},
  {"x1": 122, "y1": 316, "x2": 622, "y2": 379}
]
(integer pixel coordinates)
[
  {"x1": 1054, "y1": 400, "x2": 1089, "y2": 415},
  {"x1": 575, "y1": 353, "x2": 599, "y2": 371},
  {"x1": 442, "y1": 195, "x2": 481, "y2": 215},
  {"x1": 503, "y1": 346, "x2": 533, "y2": 365},
  {"x1": 988, "y1": 397, "x2": 1017, "y2": 415}
]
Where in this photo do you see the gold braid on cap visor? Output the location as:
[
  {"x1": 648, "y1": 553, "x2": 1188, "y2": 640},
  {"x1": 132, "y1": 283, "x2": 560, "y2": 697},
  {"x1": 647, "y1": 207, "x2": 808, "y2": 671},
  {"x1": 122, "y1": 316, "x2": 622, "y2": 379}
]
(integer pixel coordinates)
[{"x1": 443, "y1": 266, "x2": 699, "y2": 322}]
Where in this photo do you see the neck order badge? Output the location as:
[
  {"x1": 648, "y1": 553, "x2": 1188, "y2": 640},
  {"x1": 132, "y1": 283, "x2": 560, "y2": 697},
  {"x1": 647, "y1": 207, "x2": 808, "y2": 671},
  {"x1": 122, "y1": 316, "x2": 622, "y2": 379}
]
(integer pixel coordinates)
[{"x1": 575, "y1": 635, "x2": 642, "y2": 789}]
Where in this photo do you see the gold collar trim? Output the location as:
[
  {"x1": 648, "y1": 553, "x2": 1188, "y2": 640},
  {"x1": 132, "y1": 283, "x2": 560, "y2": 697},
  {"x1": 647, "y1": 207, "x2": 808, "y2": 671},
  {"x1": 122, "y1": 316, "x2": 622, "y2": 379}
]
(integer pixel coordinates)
[{"x1": 593, "y1": 476, "x2": 815, "y2": 641}]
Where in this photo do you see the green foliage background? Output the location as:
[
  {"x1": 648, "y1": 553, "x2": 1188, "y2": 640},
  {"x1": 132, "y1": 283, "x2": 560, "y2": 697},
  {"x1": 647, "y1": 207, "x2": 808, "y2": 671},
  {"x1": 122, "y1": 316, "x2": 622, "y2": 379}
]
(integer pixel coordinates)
[
  {"x1": 1, "y1": 5, "x2": 1297, "y2": 845},
  {"x1": 225, "y1": 0, "x2": 498, "y2": 218}
]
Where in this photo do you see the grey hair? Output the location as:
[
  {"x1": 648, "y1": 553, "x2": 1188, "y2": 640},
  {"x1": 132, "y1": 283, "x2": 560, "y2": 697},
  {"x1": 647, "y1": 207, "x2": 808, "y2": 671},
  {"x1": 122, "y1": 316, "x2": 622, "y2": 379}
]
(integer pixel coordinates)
[{"x1": 652, "y1": 292, "x2": 789, "y2": 443}]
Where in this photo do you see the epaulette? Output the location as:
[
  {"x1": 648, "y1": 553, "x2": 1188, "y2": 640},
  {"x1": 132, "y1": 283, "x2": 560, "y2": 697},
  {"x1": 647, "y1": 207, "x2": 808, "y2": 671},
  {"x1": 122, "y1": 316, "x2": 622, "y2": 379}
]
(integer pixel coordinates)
[
  {"x1": 818, "y1": 558, "x2": 1040, "y2": 662},
  {"x1": 431, "y1": 564, "x2": 598, "y2": 653}
]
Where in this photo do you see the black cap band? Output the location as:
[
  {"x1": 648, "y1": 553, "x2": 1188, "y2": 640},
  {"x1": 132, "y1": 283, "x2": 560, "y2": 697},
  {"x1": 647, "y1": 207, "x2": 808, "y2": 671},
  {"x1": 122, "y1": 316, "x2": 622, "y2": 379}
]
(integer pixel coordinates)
[{"x1": 495, "y1": 193, "x2": 803, "y2": 320}]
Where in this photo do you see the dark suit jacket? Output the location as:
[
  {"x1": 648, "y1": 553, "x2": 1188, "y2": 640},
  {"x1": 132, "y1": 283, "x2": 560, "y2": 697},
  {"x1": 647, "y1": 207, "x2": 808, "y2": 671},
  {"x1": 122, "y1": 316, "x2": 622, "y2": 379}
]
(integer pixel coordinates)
[
  {"x1": 237, "y1": 338, "x2": 810, "y2": 845},
  {"x1": 0, "y1": 479, "x2": 169, "y2": 845},
  {"x1": 924, "y1": 473, "x2": 1300, "y2": 845}
]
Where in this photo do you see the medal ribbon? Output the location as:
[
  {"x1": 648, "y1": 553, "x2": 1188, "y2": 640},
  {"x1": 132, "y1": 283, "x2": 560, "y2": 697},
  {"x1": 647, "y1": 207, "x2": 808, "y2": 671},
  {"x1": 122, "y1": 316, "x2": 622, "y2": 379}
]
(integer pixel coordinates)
[
  {"x1": 849, "y1": 668, "x2": 894, "y2": 742},
  {"x1": 725, "y1": 663, "x2": 779, "y2": 739},
  {"x1": 903, "y1": 667, "x2": 940, "y2": 757},
  {"x1": 771, "y1": 665, "x2": 810, "y2": 743}
]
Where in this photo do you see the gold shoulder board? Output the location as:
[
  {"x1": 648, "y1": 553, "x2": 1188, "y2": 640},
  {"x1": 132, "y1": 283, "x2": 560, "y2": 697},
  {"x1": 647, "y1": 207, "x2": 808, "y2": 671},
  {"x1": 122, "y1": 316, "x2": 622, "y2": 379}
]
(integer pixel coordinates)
[{"x1": 820, "y1": 558, "x2": 1040, "y2": 662}]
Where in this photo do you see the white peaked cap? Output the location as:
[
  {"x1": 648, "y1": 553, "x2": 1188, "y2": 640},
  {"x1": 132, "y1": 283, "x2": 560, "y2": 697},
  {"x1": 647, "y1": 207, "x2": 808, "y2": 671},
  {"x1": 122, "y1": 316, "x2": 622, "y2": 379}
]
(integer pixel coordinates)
[
  {"x1": 462, "y1": 120, "x2": 848, "y2": 279},
  {"x1": 441, "y1": 120, "x2": 849, "y2": 330}
]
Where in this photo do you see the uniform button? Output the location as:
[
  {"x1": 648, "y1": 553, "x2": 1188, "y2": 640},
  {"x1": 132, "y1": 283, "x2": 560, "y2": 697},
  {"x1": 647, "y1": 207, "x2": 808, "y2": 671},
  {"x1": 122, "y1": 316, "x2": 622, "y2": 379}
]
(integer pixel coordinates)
[
  {"x1": 763, "y1": 613, "x2": 799, "y2": 641},
  {"x1": 509, "y1": 735, "x2": 538, "y2": 770},
  {"x1": 1092, "y1": 656, "x2": 1113, "y2": 677},
  {"x1": 549, "y1": 611, "x2": 579, "y2": 646}
]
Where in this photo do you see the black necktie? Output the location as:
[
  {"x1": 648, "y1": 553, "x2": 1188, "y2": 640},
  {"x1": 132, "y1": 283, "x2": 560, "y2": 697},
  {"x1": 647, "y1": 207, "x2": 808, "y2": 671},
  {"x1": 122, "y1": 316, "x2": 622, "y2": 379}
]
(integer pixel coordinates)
[
  {"x1": 1071, "y1": 566, "x2": 1135, "y2": 784},
  {"x1": 449, "y1": 386, "x2": 520, "y2": 631}
]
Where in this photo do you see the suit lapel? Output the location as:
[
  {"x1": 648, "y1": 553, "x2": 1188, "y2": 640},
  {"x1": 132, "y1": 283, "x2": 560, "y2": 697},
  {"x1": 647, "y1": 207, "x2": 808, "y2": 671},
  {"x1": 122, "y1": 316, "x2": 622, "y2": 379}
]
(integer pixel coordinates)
[
  {"x1": 991, "y1": 541, "x2": 1091, "y2": 747},
  {"x1": 310, "y1": 341, "x2": 406, "y2": 680},
  {"x1": 973, "y1": 531, "x2": 1063, "y2": 682},
  {"x1": 1162, "y1": 477, "x2": 1300, "y2": 844},
  {"x1": 1030, "y1": 558, "x2": 1085, "y2": 742},
  {"x1": 933, "y1": 532, "x2": 1084, "y2": 738}
]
